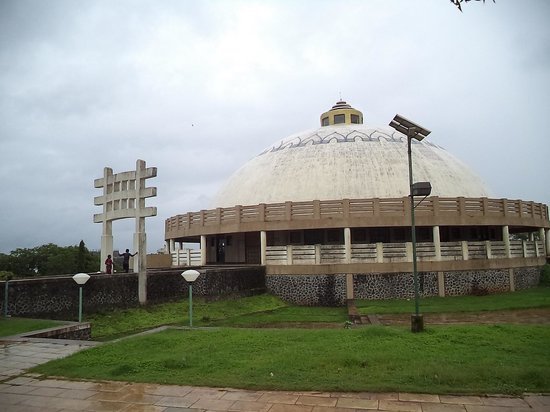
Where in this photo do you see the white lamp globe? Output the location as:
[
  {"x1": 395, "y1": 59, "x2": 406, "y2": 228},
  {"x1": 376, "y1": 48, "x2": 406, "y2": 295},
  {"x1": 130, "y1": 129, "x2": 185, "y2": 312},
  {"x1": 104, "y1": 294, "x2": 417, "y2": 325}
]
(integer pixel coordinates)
[
  {"x1": 181, "y1": 269, "x2": 200, "y2": 283},
  {"x1": 73, "y1": 273, "x2": 90, "y2": 285}
]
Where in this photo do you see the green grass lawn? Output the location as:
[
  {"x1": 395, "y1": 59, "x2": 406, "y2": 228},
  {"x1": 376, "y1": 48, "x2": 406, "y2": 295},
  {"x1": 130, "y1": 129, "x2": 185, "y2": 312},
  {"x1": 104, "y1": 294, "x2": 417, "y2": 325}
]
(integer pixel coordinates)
[
  {"x1": 88, "y1": 288, "x2": 550, "y2": 340},
  {"x1": 32, "y1": 325, "x2": 550, "y2": 395},
  {"x1": 0, "y1": 317, "x2": 64, "y2": 337},
  {"x1": 356, "y1": 287, "x2": 550, "y2": 314},
  {"x1": 87, "y1": 294, "x2": 347, "y2": 340}
]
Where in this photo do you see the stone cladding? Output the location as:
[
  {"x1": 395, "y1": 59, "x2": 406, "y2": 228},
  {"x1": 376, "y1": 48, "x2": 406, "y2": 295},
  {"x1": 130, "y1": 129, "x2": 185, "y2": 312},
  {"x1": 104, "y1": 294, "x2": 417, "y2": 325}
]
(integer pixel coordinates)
[{"x1": 266, "y1": 274, "x2": 347, "y2": 306}]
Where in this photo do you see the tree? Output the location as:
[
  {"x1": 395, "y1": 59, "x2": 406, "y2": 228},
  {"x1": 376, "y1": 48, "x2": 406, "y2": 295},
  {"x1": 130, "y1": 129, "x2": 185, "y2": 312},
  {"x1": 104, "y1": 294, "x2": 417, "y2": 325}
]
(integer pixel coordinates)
[
  {"x1": 0, "y1": 242, "x2": 100, "y2": 278},
  {"x1": 451, "y1": 0, "x2": 495, "y2": 12}
]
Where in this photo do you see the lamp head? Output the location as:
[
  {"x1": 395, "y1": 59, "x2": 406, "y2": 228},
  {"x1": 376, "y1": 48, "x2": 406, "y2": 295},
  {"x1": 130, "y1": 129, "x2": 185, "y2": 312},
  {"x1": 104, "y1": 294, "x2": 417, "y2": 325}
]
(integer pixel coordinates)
[
  {"x1": 73, "y1": 273, "x2": 90, "y2": 285},
  {"x1": 389, "y1": 114, "x2": 431, "y2": 141},
  {"x1": 411, "y1": 181, "x2": 432, "y2": 197},
  {"x1": 181, "y1": 269, "x2": 200, "y2": 283}
]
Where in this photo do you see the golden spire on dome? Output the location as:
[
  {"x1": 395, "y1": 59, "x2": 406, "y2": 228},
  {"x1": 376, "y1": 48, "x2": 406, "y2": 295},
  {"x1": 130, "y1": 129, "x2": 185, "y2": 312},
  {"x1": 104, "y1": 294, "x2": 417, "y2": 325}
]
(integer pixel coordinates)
[{"x1": 320, "y1": 100, "x2": 363, "y2": 127}]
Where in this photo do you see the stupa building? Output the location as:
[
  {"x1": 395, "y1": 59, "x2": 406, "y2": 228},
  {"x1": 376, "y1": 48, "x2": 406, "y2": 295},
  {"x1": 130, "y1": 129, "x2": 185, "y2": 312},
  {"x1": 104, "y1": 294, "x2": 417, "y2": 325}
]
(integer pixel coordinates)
[{"x1": 165, "y1": 101, "x2": 549, "y2": 305}]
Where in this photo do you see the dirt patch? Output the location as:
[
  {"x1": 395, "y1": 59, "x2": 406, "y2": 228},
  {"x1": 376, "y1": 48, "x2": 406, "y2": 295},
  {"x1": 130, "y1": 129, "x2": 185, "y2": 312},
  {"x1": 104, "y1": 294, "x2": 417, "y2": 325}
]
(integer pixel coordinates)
[{"x1": 375, "y1": 308, "x2": 550, "y2": 326}]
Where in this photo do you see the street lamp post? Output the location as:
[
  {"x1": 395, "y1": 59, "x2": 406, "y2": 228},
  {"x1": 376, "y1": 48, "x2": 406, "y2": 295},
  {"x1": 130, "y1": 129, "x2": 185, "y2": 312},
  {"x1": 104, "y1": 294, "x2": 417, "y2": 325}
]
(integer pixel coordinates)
[
  {"x1": 181, "y1": 269, "x2": 200, "y2": 327},
  {"x1": 72, "y1": 273, "x2": 90, "y2": 323},
  {"x1": 390, "y1": 114, "x2": 431, "y2": 333}
]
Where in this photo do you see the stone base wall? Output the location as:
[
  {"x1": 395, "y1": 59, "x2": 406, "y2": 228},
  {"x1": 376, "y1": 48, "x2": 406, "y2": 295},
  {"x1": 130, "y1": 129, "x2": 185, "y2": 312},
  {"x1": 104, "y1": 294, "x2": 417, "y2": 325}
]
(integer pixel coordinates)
[
  {"x1": 0, "y1": 267, "x2": 265, "y2": 320},
  {"x1": 514, "y1": 267, "x2": 540, "y2": 290},
  {"x1": 267, "y1": 266, "x2": 542, "y2": 306},
  {"x1": 353, "y1": 272, "x2": 439, "y2": 300},
  {"x1": 23, "y1": 323, "x2": 92, "y2": 340},
  {"x1": 266, "y1": 274, "x2": 347, "y2": 306}
]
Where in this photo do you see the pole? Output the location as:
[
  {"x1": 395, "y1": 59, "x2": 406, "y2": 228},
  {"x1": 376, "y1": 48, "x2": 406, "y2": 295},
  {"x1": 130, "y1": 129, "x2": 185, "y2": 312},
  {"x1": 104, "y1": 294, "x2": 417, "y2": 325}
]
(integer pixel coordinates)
[
  {"x1": 408, "y1": 134, "x2": 423, "y2": 332},
  {"x1": 188, "y1": 284, "x2": 193, "y2": 327},
  {"x1": 78, "y1": 286, "x2": 83, "y2": 323}
]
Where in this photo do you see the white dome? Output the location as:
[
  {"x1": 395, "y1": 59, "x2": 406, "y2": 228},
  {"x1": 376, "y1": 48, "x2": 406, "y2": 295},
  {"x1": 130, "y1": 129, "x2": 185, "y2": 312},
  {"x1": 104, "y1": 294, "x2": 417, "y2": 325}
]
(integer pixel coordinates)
[{"x1": 212, "y1": 124, "x2": 491, "y2": 208}]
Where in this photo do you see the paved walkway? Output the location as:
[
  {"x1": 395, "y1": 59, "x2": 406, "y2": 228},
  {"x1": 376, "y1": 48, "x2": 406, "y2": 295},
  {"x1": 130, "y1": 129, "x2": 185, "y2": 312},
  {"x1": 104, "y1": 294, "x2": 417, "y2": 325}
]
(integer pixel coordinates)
[{"x1": 1, "y1": 337, "x2": 549, "y2": 412}]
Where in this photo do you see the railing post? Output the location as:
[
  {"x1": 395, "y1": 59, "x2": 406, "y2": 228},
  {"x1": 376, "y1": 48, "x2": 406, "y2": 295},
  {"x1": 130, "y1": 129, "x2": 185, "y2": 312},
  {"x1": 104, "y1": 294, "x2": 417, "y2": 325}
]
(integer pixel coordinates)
[
  {"x1": 313, "y1": 200, "x2": 320, "y2": 220},
  {"x1": 343, "y1": 199, "x2": 350, "y2": 220},
  {"x1": 259, "y1": 203, "x2": 266, "y2": 222},
  {"x1": 482, "y1": 197, "x2": 489, "y2": 216},
  {"x1": 287, "y1": 245, "x2": 293, "y2": 265},
  {"x1": 315, "y1": 244, "x2": 321, "y2": 264},
  {"x1": 200, "y1": 210, "x2": 205, "y2": 226},
  {"x1": 216, "y1": 207, "x2": 221, "y2": 224},
  {"x1": 461, "y1": 241, "x2": 469, "y2": 261},
  {"x1": 458, "y1": 197, "x2": 466, "y2": 216},
  {"x1": 376, "y1": 242, "x2": 384, "y2": 263},
  {"x1": 285, "y1": 201, "x2": 292, "y2": 221},
  {"x1": 405, "y1": 242, "x2": 413, "y2": 262},
  {"x1": 373, "y1": 198, "x2": 380, "y2": 216},
  {"x1": 522, "y1": 240, "x2": 527, "y2": 257},
  {"x1": 187, "y1": 249, "x2": 191, "y2": 266},
  {"x1": 485, "y1": 240, "x2": 492, "y2": 259},
  {"x1": 236, "y1": 205, "x2": 241, "y2": 224}
]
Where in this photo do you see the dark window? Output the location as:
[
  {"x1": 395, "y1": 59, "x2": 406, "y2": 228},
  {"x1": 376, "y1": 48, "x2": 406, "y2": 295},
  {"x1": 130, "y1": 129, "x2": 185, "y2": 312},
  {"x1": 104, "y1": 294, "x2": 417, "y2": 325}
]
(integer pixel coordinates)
[
  {"x1": 290, "y1": 230, "x2": 302, "y2": 245},
  {"x1": 351, "y1": 114, "x2": 360, "y2": 124},
  {"x1": 327, "y1": 229, "x2": 343, "y2": 244},
  {"x1": 226, "y1": 235, "x2": 232, "y2": 246},
  {"x1": 304, "y1": 229, "x2": 324, "y2": 245},
  {"x1": 322, "y1": 117, "x2": 329, "y2": 126},
  {"x1": 333, "y1": 114, "x2": 345, "y2": 124}
]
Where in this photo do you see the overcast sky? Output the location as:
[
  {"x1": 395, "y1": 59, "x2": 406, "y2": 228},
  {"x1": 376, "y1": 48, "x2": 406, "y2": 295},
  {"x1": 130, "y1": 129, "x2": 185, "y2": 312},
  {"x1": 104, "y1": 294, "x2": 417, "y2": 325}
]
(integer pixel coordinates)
[{"x1": 1, "y1": 0, "x2": 549, "y2": 254}]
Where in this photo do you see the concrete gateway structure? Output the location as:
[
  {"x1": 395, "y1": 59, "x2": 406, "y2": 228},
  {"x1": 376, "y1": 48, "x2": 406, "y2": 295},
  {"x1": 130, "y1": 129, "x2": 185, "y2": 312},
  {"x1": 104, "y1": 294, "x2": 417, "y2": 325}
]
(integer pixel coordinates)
[{"x1": 165, "y1": 101, "x2": 550, "y2": 305}]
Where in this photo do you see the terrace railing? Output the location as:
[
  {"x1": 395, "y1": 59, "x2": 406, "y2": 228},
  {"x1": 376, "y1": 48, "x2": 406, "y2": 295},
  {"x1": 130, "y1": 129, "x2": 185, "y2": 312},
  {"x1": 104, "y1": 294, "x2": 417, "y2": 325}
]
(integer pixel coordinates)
[{"x1": 166, "y1": 197, "x2": 549, "y2": 238}]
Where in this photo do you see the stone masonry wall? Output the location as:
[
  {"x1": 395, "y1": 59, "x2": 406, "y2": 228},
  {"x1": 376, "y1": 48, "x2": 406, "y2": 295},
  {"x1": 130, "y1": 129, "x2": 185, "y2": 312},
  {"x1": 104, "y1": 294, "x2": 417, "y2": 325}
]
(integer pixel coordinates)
[
  {"x1": 267, "y1": 266, "x2": 542, "y2": 305},
  {"x1": 0, "y1": 267, "x2": 265, "y2": 320}
]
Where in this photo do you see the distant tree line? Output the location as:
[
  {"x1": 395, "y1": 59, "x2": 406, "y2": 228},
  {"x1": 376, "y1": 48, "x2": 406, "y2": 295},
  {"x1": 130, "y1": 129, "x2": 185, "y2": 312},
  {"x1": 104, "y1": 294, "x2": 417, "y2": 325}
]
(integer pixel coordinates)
[{"x1": 0, "y1": 241, "x2": 99, "y2": 280}]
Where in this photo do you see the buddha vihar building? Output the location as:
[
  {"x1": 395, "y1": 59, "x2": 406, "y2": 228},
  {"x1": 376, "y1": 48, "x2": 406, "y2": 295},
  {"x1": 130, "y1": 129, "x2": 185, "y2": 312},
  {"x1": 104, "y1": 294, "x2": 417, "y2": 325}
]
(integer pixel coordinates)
[{"x1": 165, "y1": 101, "x2": 550, "y2": 305}]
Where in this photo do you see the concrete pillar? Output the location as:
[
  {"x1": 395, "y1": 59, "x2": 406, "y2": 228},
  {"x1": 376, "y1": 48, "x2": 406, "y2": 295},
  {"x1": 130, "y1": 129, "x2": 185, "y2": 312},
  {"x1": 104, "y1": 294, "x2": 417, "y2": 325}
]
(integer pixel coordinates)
[
  {"x1": 169, "y1": 239, "x2": 175, "y2": 254},
  {"x1": 100, "y1": 221, "x2": 113, "y2": 272},
  {"x1": 437, "y1": 272, "x2": 445, "y2": 297},
  {"x1": 433, "y1": 225, "x2": 441, "y2": 261},
  {"x1": 260, "y1": 231, "x2": 267, "y2": 265},
  {"x1": 509, "y1": 268, "x2": 515, "y2": 292},
  {"x1": 133, "y1": 216, "x2": 147, "y2": 304},
  {"x1": 539, "y1": 228, "x2": 547, "y2": 256},
  {"x1": 344, "y1": 227, "x2": 351, "y2": 263},
  {"x1": 502, "y1": 226, "x2": 510, "y2": 258},
  {"x1": 200, "y1": 235, "x2": 207, "y2": 265},
  {"x1": 346, "y1": 273, "x2": 354, "y2": 299},
  {"x1": 186, "y1": 249, "x2": 191, "y2": 266}
]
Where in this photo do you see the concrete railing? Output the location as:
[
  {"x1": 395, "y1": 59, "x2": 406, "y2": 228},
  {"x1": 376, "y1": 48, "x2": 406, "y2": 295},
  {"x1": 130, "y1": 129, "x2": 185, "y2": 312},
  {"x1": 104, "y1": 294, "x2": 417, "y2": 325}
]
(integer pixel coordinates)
[
  {"x1": 263, "y1": 239, "x2": 545, "y2": 265},
  {"x1": 171, "y1": 249, "x2": 202, "y2": 267},
  {"x1": 165, "y1": 197, "x2": 550, "y2": 238}
]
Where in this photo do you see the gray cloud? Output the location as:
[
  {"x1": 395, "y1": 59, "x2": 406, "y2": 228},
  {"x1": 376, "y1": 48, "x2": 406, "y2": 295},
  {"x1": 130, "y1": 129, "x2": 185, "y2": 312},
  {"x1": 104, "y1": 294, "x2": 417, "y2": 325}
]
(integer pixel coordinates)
[{"x1": 1, "y1": 0, "x2": 549, "y2": 254}]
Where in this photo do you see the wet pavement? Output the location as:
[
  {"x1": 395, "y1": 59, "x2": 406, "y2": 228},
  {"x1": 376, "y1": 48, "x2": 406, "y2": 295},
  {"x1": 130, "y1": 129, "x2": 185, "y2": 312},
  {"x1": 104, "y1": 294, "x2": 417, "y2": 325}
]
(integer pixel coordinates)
[{"x1": 1, "y1": 316, "x2": 550, "y2": 412}]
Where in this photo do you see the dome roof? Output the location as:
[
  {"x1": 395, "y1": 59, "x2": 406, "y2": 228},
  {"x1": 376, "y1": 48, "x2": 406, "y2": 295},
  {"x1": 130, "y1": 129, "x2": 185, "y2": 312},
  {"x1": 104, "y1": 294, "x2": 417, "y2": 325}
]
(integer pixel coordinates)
[{"x1": 212, "y1": 106, "x2": 491, "y2": 208}]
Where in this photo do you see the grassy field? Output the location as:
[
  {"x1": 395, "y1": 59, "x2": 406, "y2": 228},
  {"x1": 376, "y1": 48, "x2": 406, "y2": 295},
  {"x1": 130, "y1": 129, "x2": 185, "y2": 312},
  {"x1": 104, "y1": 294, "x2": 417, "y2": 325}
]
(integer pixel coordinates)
[
  {"x1": 87, "y1": 294, "x2": 347, "y2": 340},
  {"x1": 356, "y1": 287, "x2": 550, "y2": 314},
  {"x1": 32, "y1": 325, "x2": 550, "y2": 395},
  {"x1": 0, "y1": 317, "x2": 64, "y2": 337},
  {"x1": 88, "y1": 288, "x2": 550, "y2": 340}
]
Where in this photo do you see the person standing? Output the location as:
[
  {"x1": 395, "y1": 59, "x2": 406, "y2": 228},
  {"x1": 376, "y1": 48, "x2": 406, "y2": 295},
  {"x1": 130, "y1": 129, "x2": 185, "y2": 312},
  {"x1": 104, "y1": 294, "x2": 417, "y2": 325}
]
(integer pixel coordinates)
[
  {"x1": 120, "y1": 249, "x2": 137, "y2": 273},
  {"x1": 105, "y1": 254, "x2": 113, "y2": 274}
]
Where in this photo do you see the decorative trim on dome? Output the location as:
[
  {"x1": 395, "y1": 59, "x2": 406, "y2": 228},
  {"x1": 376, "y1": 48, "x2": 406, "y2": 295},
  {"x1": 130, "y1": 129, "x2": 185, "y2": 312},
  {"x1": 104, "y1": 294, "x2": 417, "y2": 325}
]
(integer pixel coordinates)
[{"x1": 259, "y1": 128, "x2": 440, "y2": 155}]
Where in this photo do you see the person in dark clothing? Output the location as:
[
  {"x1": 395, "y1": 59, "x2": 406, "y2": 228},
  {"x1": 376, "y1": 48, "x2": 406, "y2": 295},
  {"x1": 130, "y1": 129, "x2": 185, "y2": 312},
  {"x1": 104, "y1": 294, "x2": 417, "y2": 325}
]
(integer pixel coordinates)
[{"x1": 120, "y1": 249, "x2": 137, "y2": 273}]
